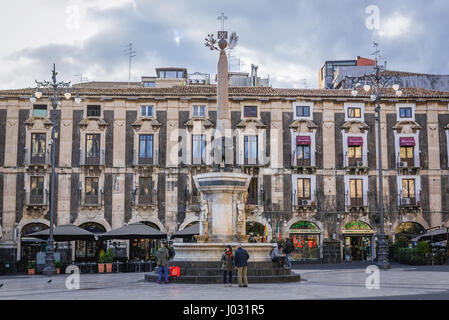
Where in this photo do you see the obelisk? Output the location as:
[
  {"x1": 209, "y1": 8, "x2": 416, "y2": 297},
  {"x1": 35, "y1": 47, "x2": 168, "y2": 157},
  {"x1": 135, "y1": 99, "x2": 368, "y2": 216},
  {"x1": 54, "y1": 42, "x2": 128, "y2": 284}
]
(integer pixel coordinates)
[{"x1": 213, "y1": 38, "x2": 233, "y2": 171}]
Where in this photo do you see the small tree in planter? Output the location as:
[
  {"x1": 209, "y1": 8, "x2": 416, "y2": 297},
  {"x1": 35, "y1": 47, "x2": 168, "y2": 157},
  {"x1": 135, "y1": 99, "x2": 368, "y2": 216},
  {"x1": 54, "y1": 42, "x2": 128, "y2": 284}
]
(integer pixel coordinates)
[
  {"x1": 104, "y1": 249, "x2": 113, "y2": 273},
  {"x1": 97, "y1": 250, "x2": 106, "y2": 273},
  {"x1": 27, "y1": 261, "x2": 36, "y2": 275},
  {"x1": 55, "y1": 260, "x2": 62, "y2": 274}
]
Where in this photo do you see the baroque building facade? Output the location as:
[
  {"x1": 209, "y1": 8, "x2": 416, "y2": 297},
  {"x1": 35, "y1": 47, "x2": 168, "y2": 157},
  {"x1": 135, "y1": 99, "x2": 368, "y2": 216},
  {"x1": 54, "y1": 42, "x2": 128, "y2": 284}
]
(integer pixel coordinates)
[{"x1": 1, "y1": 83, "x2": 449, "y2": 263}]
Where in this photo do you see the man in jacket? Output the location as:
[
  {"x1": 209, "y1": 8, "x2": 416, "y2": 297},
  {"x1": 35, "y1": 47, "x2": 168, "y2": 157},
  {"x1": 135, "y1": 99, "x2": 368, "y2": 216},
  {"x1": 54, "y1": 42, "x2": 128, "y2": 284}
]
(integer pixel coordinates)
[
  {"x1": 234, "y1": 243, "x2": 250, "y2": 287},
  {"x1": 271, "y1": 244, "x2": 286, "y2": 268},
  {"x1": 283, "y1": 238, "x2": 294, "y2": 269},
  {"x1": 157, "y1": 241, "x2": 170, "y2": 284}
]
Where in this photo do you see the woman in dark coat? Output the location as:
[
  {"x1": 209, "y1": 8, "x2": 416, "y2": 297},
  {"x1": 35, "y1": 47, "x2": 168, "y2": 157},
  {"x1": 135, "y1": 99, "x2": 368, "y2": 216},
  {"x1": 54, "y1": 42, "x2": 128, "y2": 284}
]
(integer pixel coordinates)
[{"x1": 221, "y1": 245, "x2": 234, "y2": 287}]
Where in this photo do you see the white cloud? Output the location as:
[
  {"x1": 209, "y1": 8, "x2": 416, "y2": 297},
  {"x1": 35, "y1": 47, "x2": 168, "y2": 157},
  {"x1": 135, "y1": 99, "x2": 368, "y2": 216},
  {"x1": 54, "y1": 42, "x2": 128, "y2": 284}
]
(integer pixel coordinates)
[
  {"x1": 173, "y1": 30, "x2": 181, "y2": 45},
  {"x1": 377, "y1": 12, "x2": 411, "y2": 38}
]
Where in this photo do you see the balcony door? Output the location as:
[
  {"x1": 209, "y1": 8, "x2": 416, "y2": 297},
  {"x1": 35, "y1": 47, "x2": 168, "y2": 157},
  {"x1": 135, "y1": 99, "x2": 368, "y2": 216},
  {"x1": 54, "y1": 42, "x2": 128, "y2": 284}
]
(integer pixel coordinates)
[
  {"x1": 296, "y1": 144, "x2": 311, "y2": 166},
  {"x1": 400, "y1": 146, "x2": 414, "y2": 167},
  {"x1": 85, "y1": 177, "x2": 99, "y2": 205},
  {"x1": 297, "y1": 178, "x2": 311, "y2": 204},
  {"x1": 30, "y1": 176, "x2": 44, "y2": 204},
  {"x1": 192, "y1": 135, "x2": 206, "y2": 165},
  {"x1": 31, "y1": 133, "x2": 46, "y2": 164},
  {"x1": 348, "y1": 145, "x2": 362, "y2": 166},
  {"x1": 247, "y1": 177, "x2": 258, "y2": 205},
  {"x1": 139, "y1": 177, "x2": 153, "y2": 205},
  {"x1": 139, "y1": 134, "x2": 153, "y2": 165},
  {"x1": 349, "y1": 179, "x2": 363, "y2": 206},
  {"x1": 244, "y1": 135, "x2": 258, "y2": 165},
  {"x1": 402, "y1": 179, "x2": 415, "y2": 204},
  {"x1": 85, "y1": 134, "x2": 100, "y2": 165}
]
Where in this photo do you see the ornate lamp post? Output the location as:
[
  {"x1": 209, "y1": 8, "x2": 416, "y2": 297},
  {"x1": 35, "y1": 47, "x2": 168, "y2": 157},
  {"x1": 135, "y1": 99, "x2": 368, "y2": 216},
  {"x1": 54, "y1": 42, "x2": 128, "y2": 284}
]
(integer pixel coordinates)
[
  {"x1": 349, "y1": 63, "x2": 402, "y2": 270},
  {"x1": 30, "y1": 64, "x2": 81, "y2": 275}
]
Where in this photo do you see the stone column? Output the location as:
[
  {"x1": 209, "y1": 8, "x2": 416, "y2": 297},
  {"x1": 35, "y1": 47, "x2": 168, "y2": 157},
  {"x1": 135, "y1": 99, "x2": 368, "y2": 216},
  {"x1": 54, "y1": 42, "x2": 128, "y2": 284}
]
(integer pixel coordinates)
[
  {"x1": 426, "y1": 102, "x2": 442, "y2": 228},
  {"x1": 112, "y1": 102, "x2": 126, "y2": 229},
  {"x1": 322, "y1": 102, "x2": 337, "y2": 214},
  {"x1": 2, "y1": 101, "x2": 19, "y2": 243},
  {"x1": 57, "y1": 101, "x2": 74, "y2": 225}
]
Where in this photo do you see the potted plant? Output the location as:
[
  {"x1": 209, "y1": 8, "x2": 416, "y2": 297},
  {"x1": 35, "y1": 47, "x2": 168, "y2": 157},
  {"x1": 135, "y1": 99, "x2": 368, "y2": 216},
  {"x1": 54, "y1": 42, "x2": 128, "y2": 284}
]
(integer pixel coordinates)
[
  {"x1": 104, "y1": 249, "x2": 113, "y2": 273},
  {"x1": 27, "y1": 261, "x2": 36, "y2": 275},
  {"x1": 55, "y1": 260, "x2": 61, "y2": 274},
  {"x1": 97, "y1": 250, "x2": 105, "y2": 273}
]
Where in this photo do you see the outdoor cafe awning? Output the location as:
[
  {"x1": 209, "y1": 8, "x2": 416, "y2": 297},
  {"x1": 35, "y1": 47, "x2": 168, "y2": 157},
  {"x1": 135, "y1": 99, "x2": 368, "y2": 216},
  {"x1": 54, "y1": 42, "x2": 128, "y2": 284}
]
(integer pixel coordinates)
[
  {"x1": 171, "y1": 223, "x2": 199, "y2": 238},
  {"x1": 27, "y1": 224, "x2": 97, "y2": 242},
  {"x1": 410, "y1": 228, "x2": 448, "y2": 242},
  {"x1": 99, "y1": 223, "x2": 167, "y2": 240}
]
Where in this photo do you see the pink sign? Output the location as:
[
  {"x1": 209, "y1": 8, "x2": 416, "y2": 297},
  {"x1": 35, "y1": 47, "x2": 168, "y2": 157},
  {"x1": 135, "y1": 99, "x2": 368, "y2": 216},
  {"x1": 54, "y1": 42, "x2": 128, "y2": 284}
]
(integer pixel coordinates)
[
  {"x1": 400, "y1": 137, "x2": 415, "y2": 146},
  {"x1": 296, "y1": 136, "x2": 311, "y2": 145},
  {"x1": 348, "y1": 136, "x2": 363, "y2": 146}
]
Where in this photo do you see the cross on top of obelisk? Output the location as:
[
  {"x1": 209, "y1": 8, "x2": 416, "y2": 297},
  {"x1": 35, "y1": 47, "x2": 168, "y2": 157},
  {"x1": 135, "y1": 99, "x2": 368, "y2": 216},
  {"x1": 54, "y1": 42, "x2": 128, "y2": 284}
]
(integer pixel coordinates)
[{"x1": 217, "y1": 13, "x2": 228, "y2": 40}]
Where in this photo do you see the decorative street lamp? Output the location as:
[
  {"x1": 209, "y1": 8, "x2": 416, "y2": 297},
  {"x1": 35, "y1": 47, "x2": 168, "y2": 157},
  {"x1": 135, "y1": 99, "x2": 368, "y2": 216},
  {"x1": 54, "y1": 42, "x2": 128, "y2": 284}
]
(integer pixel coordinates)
[
  {"x1": 349, "y1": 62, "x2": 402, "y2": 270},
  {"x1": 30, "y1": 64, "x2": 81, "y2": 276}
]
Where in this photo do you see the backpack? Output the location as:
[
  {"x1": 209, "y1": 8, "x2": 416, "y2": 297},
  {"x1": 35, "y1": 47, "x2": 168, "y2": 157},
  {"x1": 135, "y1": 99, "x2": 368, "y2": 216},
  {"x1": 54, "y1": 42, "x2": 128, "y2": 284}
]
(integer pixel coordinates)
[
  {"x1": 168, "y1": 247, "x2": 175, "y2": 260},
  {"x1": 284, "y1": 242, "x2": 294, "y2": 254}
]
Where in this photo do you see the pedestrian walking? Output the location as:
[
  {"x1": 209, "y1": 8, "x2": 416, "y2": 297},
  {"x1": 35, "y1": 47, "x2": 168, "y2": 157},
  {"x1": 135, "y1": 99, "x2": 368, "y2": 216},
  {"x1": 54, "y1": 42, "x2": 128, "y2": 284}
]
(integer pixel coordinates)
[
  {"x1": 234, "y1": 243, "x2": 250, "y2": 287},
  {"x1": 221, "y1": 245, "x2": 234, "y2": 287},
  {"x1": 283, "y1": 238, "x2": 294, "y2": 269},
  {"x1": 157, "y1": 241, "x2": 170, "y2": 284}
]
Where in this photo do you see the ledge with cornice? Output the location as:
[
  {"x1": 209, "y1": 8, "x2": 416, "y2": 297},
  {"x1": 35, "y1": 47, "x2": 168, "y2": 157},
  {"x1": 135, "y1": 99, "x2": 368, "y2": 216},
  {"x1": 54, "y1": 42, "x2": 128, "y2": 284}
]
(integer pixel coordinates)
[
  {"x1": 236, "y1": 118, "x2": 266, "y2": 129},
  {"x1": 79, "y1": 116, "x2": 109, "y2": 130},
  {"x1": 341, "y1": 120, "x2": 369, "y2": 133},
  {"x1": 132, "y1": 117, "x2": 162, "y2": 131},
  {"x1": 289, "y1": 119, "x2": 318, "y2": 132},
  {"x1": 25, "y1": 116, "x2": 53, "y2": 129}
]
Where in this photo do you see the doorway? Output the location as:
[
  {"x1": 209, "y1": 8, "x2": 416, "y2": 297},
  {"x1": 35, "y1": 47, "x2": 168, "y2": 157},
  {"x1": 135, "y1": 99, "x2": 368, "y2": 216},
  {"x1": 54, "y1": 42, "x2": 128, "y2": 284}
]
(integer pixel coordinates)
[{"x1": 344, "y1": 236, "x2": 372, "y2": 262}]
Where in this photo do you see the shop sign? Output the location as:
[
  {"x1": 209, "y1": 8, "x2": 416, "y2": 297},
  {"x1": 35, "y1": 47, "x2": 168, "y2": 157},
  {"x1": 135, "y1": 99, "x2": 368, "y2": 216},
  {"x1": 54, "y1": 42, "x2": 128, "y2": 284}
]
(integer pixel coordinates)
[
  {"x1": 399, "y1": 137, "x2": 415, "y2": 146},
  {"x1": 290, "y1": 229, "x2": 320, "y2": 234},
  {"x1": 347, "y1": 136, "x2": 363, "y2": 146},
  {"x1": 290, "y1": 221, "x2": 319, "y2": 230},
  {"x1": 343, "y1": 221, "x2": 373, "y2": 234},
  {"x1": 296, "y1": 136, "x2": 311, "y2": 145}
]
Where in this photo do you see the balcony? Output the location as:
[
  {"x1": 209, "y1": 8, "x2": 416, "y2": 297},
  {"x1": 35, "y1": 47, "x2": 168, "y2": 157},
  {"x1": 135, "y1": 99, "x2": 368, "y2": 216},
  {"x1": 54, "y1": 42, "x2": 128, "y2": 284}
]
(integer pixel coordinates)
[
  {"x1": 82, "y1": 191, "x2": 103, "y2": 209},
  {"x1": 187, "y1": 194, "x2": 201, "y2": 212},
  {"x1": 24, "y1": 148, "x2": 51, "y2": 167},
  {"x1": 293, "y1": 194, "x2": 317, "y2": 212},
  {"x1": 136, "y1": 192, "x2": 157, "y2": 208},
  {"x1": 291, "y1": 151, "x2": 315, "y2": 173},
  {"x1": 396, "y1": 154, "x2": 420, "y2": 175},
  {"x1": 398, "y1": 193, "x2": 421, "y2": 212},
  {"x1": 345, "y1": 191, "x2": 368, "y2": 212},
  {"x1": 79, "y1": 149, "x2": 105, "y2": 167},
  {"x1": 133, "y1": 149, "x2": 159, "y2": 167},
  {"x1": 343, "y1": 153, "x2": 368, "y2": 174},
  {"x1": 25, "y1": 190, "x2": 48, "y2": 207}
]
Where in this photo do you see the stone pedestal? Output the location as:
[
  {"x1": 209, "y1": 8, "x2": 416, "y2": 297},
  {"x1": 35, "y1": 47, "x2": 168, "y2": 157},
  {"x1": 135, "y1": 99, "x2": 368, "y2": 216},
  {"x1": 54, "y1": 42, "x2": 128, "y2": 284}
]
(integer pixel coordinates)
[
  {"x1": 193, "y1": 172, "x2": 250, "y2": 242},
  {"x1": 173, "y1": 242, "x2": 274, "y2": 262}
]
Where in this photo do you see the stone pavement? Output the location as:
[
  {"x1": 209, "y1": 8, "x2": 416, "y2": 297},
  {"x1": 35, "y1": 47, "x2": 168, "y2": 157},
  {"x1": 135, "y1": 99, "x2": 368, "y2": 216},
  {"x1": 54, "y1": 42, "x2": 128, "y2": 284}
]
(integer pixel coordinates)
[{"x1": 1, "y1": 263, "x2": 449, "y2": 300}]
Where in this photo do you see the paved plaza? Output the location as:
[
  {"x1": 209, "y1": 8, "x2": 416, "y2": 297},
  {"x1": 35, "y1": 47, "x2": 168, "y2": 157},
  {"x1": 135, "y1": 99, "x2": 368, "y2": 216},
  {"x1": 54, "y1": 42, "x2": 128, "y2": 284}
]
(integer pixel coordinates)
[{"x1": 0, "y1": 263, "x2": 449, "y2": 300}]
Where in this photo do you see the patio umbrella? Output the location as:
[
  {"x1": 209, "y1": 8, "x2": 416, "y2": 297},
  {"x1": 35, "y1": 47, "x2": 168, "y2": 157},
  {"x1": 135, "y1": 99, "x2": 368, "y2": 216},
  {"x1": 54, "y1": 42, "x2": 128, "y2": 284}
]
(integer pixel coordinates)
[
  {"x1": 99, "y1": 223, "x2": 167, "y2": 240},
  {"x1": 171, "y1": 223, "x2": 199, "y2": 238},
  {"x1": 27, "y1": 224, "x2": 97, "y2": 242}
]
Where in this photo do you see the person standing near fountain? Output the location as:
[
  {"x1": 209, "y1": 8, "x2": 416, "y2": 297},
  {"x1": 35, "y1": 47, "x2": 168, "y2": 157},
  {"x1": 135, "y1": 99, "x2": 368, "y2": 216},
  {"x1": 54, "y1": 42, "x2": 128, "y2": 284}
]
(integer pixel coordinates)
[
  {"x1": 234, "y1": 244, "x2": 249, "y2": 287},
  {"x1": 221, "y1": 245, "x2": 234, "y2": 287}
]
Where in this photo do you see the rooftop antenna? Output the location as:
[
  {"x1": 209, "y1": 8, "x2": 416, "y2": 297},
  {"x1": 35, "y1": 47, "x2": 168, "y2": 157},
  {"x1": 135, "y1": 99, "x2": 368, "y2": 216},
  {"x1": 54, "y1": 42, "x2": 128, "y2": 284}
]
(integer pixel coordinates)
[
  {"x1": 124, "y1": 43, "x2": 137, "y2": 87},
  {"x1": 74, "y1": 74, "x2": 88, "y2": 83},
  {"x1": 370, "y1": 41, "x2": 386, "y2": 71},
  {"x1": 302, "y1": 78, "x2": 308, "y2": 89}
]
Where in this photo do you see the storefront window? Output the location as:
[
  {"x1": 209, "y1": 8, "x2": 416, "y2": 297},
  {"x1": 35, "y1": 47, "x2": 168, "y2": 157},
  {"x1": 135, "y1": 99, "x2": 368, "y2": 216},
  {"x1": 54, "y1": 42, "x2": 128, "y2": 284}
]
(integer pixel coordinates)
[
  {"x1": 343, "y1": 221, "x2": 374, "y2": 262},
  {"x1": 289, "y1": 221, "x2": 320, "y2": 260},
  {"x1": 76, "y1": 223, "x2": 106, "y2": 262}
]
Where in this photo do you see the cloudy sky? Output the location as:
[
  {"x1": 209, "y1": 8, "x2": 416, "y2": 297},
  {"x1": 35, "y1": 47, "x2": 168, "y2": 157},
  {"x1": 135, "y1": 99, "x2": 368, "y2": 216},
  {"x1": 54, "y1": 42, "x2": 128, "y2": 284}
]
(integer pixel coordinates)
[{"x1": 1, "y1": 0, "x2": 448, "y2": 89}]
